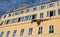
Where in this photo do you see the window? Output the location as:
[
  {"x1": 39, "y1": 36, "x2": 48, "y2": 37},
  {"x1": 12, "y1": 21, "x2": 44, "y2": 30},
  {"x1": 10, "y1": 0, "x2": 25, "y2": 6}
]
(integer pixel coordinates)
[
  {"x1": 8, "y1": 14, "x2": 11, "y2": 17},
  {"x1": 28, "y1": 15, "x2": 32, "y2": 20},
  {"x1": 13, "y1": 18, "x2": 18, "y2": 23},
  {"x1": 3, "y1": 20, "x2": 7, "y2": 24},
  {"x1": 28, "y1": 28, "x2": 33, "y2": 35},
  {"x1": 38, "y1": 27, "x2": 43, "y2": 34},
  {"x1": 4, "y1": 15, "x2": 6, "y2": 18},
  {"x1": 6, "y1": 31, "x2": 10, "y2": 37},
  {"x1": 11, "y1": 13, "x2": 14, "y2": 16},
  {"x1": 26, "y1": 9, "x2": 30, "y2": 12},
  {"x1": 40, "y1": 12, "x2": 44, "y2": 18},
  {"x1": 49, "y1": 25, "x2": 54, "y2": 33},
  {"x1": 47, "y1": 3, "x2": 55, "y2": 8},
  {"x1": 0, "y1": 31, "x2": 4, "y2": 37},
  {"x1": 7, "y1": 19, "x2": 13, "y2": 24},
  {"x1": 18, "y1": 18, "x2": 21, "y2": 22},
  {"x1": 21, "y1": 11, "x2": 24, "y2": 14},
  {"x1": 32, "y1": 14, "x2": 37, "y2": 19},
  {"x1": 20, "y1": 17, "x2": 25, "y2": 21},
  {"x1": 12, "y1": 30, "x2": 17, "y2": 37},
  {"x1": 20, "y1": 29, "x2": 24, "y2": 36},
  {"x1": 58, "y1": 9, "x2": 60, "y2": 15},
  {"x1": 25, "y1": 16, "x2": 28, "y2": 21},
  {"x1": 40, "y1": 5, "x2": 46, "y2": 9},
  {"x1": 47, "y1": 10, "x2": 56, "y2": 17},
  {"x1": 47, "y1": 11, "x2": 50, "y2": 17},
  {"x1": 33, "y1": 7, "x2": 37, "y2": 11},
  {"x1": 57, "y1": 1, "x2": 60, "y2": 6},
  {"x1": 15, "y1": 11, "x2": 20, "y2": 15}
]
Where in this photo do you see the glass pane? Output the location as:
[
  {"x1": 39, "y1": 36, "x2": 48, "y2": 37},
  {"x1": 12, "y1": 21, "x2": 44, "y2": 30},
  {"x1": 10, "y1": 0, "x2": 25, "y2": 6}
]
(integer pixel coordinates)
[
  {"x1": 49, "y1": 25, "x2": 54, "y2": 33},
  {"x1": 6, "y1": 31, "x2": 10, "y2": 37},
  {"x1": 38, "y1": 27, "x2": 43, "y2": 34},
  {"x1": 47, "y1": 11, "x2": 50, "y2": 17},
  {"x1": 12, "y1": 30, "x2": 17, "y2": 37},
  {"x1": 0, "y1": 31, "x2": 4, "y2": 37},
  {"x1": 20, "y1": 29, "x2": 24, "y2": 36},
  {"x1": 53, "y1": 10, "x2": 56, "y2": 16},
  {"x1": 58, "y1": 9, "x2": 60, "y2": 15}
]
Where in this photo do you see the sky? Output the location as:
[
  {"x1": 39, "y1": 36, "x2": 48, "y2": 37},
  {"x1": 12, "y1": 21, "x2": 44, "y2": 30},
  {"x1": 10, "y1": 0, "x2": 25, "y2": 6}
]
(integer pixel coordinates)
[{"x1": 0, "y1": 0, "x2": 54, "y2": 18}]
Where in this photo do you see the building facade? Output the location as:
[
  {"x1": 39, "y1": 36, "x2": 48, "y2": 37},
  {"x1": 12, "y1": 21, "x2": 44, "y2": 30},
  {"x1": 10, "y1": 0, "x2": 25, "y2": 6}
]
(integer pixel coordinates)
[{"x1": 0, "y1": 0, "x2": 60, "y2": 37}]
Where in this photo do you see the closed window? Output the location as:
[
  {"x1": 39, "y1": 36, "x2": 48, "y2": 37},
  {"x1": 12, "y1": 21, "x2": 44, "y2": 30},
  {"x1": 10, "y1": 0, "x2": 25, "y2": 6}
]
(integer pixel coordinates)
[
  {"x1": 25, "y1": 15, "x2": 32, "y2": 21},
  {"x1": 38, "y1": 27, "x2": 43, "y2": 34},
  {"x1": 20, "y1": 29, "x2": 24, "y2": 36},
  {"x1": 28, "y1": 15, "x2": 32, "y2": 20},
  {"x1": 3, "y1": 21, "x2": 7, "y2": 25},
  {"x1": 57, "y1": 1, "x2": 60, "y2": 6},
  {"x1": 12, "y1": 30, "x2": 17, "y2": 37},
  {"x1": 7, "y1": 19, "x2": 13, "y2": 24},
  {"x1": 47, "y1": 10, "x2": 56, "y2": 17},
  {"x1": 40, "y1": 12, "x2": 44, "y2": 18},
  {"x1": 26, "y1": 9, "x2": 30, "y2": 12},
  {"x1": 49, "y1": 25, "x2": 54, "y2": 33},
  {"x1": 6, "y1": 31, "x2": 10, "y2": 37},
  {"x1": 47, "y1": 3, "x2": 55, "y2": 8},
  {"x1": 28, "y1": 28, "x2": 33, "y2": 35},
  {"x1": 40, "y1": 5, "x2": 46, "y2": 10},
  {"x1": 11, "y1": 13, "x2": 14, "y2": 16},
  {"x1": 33, "y1": 7, "x2": 37, "y2": 11},
  {"x1": 20, "y1": 17, "x2": 25, "y2": 21},
  {"x1": 0, "y1": 31, "x2": 4, "y2": 37},
  {"x1": 15, "y1": 11, "x2": 20, "y2": 15},
  {"x1": 58, "y1": 9, "x2": 60, "y2": 15},
  {"x1": 13, "y1": 18, "x2": 18, "y2": 23},
  {"x1": 21, "y1": 11, "x2": 24, "y2": 14},
  {"x1": 25, "y1": 16, "x2": 29, "y2": 21}
]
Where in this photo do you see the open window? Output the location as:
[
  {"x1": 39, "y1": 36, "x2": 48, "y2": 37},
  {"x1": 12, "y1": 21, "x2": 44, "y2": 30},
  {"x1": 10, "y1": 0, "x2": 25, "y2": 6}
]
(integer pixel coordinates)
[
  {"x1": 18, "y1": 18, "x2": 21, "y2": 22},
  {"x1": 47, "y1": 10, "x2": 56, "y2": 17},
  {"x1": 50, "y1": 11, "x2": 53, "y2": 17},
  {"x1": 32, "y1": 14, "x2": 37, "y2": 19}
]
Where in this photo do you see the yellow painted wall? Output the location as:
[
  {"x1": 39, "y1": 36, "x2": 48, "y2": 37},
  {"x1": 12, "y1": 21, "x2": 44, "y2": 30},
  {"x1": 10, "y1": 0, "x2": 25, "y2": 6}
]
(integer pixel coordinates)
[{"x1": 0, "y1": 1, "x2": 60, "y2": 37}]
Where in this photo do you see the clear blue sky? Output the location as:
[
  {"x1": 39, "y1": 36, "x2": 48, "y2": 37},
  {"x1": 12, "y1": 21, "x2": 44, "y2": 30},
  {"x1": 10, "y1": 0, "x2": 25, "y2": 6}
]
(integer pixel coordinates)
[{"x1": 0, "y1": 0, "x2": 54, "y2": 17}]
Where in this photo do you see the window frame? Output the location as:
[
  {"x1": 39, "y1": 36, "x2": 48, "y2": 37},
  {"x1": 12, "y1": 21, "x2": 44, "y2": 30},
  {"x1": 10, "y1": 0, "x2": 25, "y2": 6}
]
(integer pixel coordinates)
[
  {"x1": 47, "y1": 10, "x2": 56, "y2": 17},
  {"x1": 3, "y1": 15, "x2": 6, "y2": 18},
  {"x1": 28, "y1": 28, "x2": 33, "y2": 35},
  {"x1": 20, "y1": 29, "x2": 24, "y2": 36},
  {"x1": 49, "y1": 25, "x2": 54, "y2": 33},
  {"x1": 6, "y1": 31, "x2": 10, "y2": 37},
  {"x1": 40, "y1": 12, "x2": 44, "y2": 18},
  {"x1": 38, "y1": 26, "x2": 43, "y2": 34},
  {"x1": 47, "y1": 3, "x2": 55, "y2": 8},
  {"x1": 12, "y1": 30, "x2": 17, "y2": 37},
  {"x1": 57, "y1": 1, "x2": 60, "y2": 6},
  {"x1": 58, "y1": 9, "x2": 60, "y2": 15},
  {"x1": 0, "y1": 31, "x2": 4, "y2": 37},
  {"x1": 40, "y1": 5, "x2": 46, "y2": 10}
]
